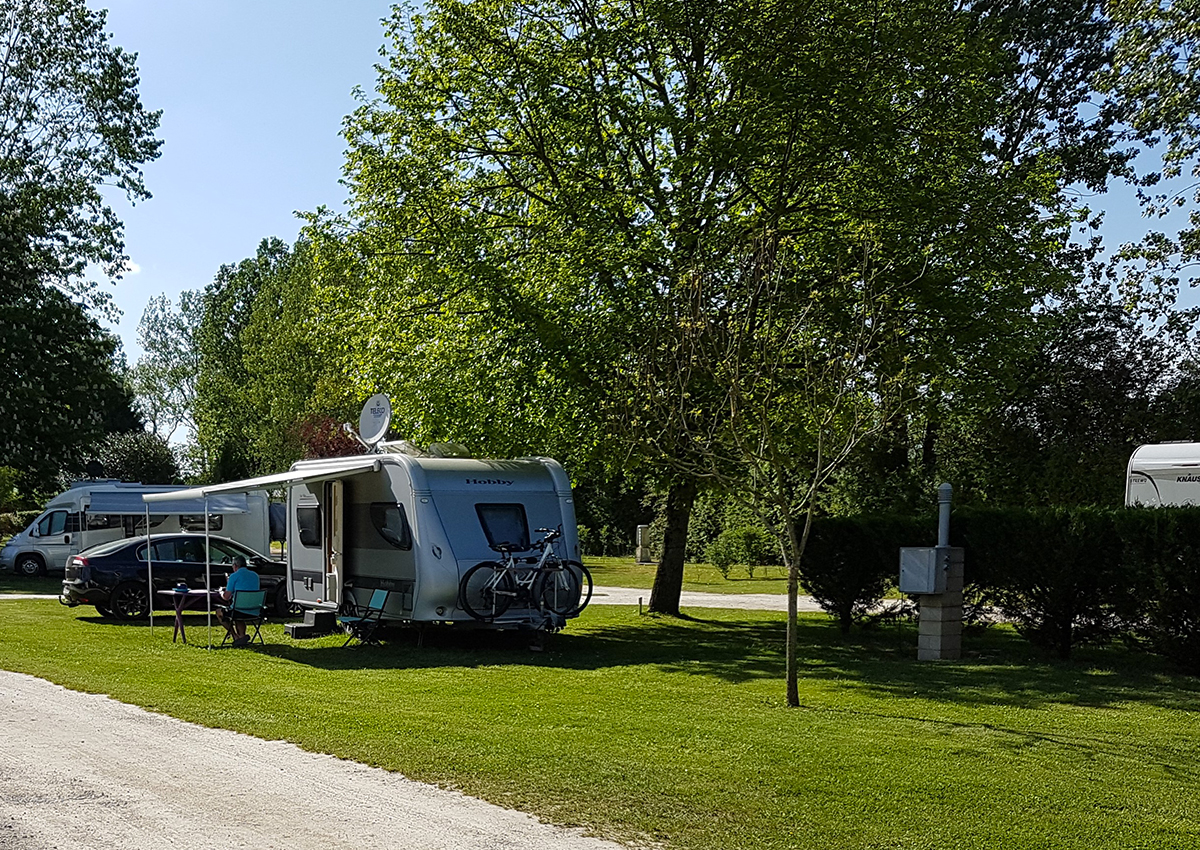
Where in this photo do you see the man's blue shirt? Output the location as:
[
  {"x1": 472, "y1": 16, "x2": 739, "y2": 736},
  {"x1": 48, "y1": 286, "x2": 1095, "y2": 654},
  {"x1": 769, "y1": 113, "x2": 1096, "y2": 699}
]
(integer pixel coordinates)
[{"x1": 225, "y1": 566, "x2": 260, "y2": 596}]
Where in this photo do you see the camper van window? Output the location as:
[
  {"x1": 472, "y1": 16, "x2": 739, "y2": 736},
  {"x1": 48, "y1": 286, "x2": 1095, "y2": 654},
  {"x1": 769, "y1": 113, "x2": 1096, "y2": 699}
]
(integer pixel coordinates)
[
  {"x1": 475, "y1": 503, "x2": 530, "y2": 552},
  {"x1": 65, "y1": 512, "x2": 81, "y2": 534},
  {"x1": 370, "y1": 503, "x2": 412, "y2": 550},
  {"x1": 180, "y1": 514, "x2": 223, "y2": 533},
  {"x1": 36, "y1": 511, "x2": 67, "y2": 537},
  {"x1": 86, "y1": 513, "x2": 120, "y2": 531},
  {"x1": 122, "y1": 515, "x2": 167, "y2": 537},
  {"x1": 297, "y1": 507, "x2": 321, "y2": 548}
]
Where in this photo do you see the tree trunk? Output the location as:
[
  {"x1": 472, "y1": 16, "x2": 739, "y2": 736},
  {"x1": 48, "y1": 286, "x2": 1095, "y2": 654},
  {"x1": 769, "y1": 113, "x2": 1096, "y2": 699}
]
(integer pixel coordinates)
[
  {"x1": 783, "y1": 498, "x2": 818, "y2": 708},
  {"x1": 648, "y1": 477, "x2": 698, "y2": 616}
]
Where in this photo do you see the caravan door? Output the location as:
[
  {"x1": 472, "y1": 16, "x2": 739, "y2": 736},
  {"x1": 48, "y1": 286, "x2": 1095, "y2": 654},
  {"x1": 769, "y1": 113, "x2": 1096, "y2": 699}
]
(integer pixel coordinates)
[{"x1": 288, "y1": 480, "x2": 345, "y2": 609}]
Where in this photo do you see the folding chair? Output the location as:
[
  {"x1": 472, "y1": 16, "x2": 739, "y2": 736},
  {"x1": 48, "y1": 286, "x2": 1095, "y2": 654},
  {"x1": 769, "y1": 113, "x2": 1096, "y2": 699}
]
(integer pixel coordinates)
[
  {"x1": 337, "y1": 588, "x2": 389, "y2": 646},
  {"x1": 220, "y1": 589, "x2": 267, "y2": 647}
]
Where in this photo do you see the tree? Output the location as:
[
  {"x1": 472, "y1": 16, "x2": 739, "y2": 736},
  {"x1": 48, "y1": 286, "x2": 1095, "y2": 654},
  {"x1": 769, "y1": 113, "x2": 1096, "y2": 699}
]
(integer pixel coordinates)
[
  {"x1": 329, "y1": 0, "x2": 1089, "y2": 625},
  {"x1": 193, "y1": 238, "x2": 295, "y2": 482},
  {"x1": 0, "y1": 197, "x2": 142, "y2": 487},
  {"x1": 1104, "y1": 0, "x2": 1200, "y2": 311},
  {"x1": 0, "y1": 0, "x2": 161, "y2": 304},
  {"x1": 129, "y1": 292, "x2": 203, "y2": 442},
  {"x1": 85, "y1": 429, "x2": 180, "y2": 484}
]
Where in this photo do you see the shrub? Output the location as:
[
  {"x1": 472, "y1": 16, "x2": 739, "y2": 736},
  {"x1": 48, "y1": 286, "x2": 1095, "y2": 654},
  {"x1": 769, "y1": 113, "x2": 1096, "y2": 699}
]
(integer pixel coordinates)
[
  {"x1": 801, "y1": 515, "x2": 930, "y2": 634},
  {"x1": 704, "y1": 526, "x2": 779, "y2": 579},
  {"x1": 1115, "y1": 508, "x2": 1200, "y2": 673},
  {"x1": 955, "y1": 507, "x2": 1126, "y2": 659}
]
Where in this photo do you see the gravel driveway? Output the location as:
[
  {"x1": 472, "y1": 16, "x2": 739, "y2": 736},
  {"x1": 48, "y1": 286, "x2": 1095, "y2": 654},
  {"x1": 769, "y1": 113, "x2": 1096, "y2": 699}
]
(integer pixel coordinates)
[
  {"x1": 0, "y1": 585, "x2": 813, "y2": 848},
  {"x1": 0, "y1": 671, "x2": 624, "y2": 850}
]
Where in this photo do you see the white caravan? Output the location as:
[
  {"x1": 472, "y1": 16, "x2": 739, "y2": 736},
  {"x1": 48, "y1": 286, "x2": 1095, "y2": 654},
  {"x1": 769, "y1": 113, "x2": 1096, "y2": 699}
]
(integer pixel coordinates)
[
  {"x1": 1126, "y1": 442, "x2": 1200, "y2": 507},
  {"x1": 144, "y1": 445, "x2": 582, "y2": 630},
  {"x1": 0, "y1": 481, "x2": 271, "y2": 576}
]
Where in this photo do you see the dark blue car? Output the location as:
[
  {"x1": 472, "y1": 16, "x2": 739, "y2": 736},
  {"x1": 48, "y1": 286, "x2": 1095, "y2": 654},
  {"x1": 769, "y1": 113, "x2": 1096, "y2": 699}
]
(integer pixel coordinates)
[{"x1": 59, "y1": 533, "x2": 289, "y2": 620}]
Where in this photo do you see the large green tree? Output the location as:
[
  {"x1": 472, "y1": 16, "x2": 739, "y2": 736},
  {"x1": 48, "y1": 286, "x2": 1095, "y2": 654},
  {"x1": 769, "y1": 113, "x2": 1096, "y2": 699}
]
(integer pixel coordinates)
[
  {"x1": 0, "y1": 199, "x2": 141, "y2": 486},
  {"x1": 0, "y1": 0, "x2": 161, "y2": 303},
  {"x1": 327, "y1": 0, "x2": 1082, "y2": 619}
]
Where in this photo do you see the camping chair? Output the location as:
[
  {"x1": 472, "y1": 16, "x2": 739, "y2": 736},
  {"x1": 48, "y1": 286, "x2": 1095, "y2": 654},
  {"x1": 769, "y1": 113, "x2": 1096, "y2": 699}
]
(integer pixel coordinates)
[
  {"x1": 337, "y1": 588, "x2": 389, "y2": 646},
  {"x1": 220, "y1": 589, "x2": 267, "y2": 647}
]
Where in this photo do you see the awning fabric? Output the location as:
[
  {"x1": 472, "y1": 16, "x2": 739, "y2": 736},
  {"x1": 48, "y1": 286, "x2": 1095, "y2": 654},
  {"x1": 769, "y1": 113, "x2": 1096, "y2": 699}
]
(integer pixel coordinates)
[
  {"x1": 142, "y1": 456, "x2": 383, "y2": 506},
  {"x1": 90, "y1": 491, "x2": 250, "y2": 515}
]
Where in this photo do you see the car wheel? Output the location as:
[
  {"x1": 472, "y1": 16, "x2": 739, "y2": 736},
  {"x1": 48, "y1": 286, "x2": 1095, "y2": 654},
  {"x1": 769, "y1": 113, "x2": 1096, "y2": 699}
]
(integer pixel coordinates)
[
  {"x1": 14, "y1": 554, "x2": 43, "y2": 578},
  {"x1": 109, "y1": 581, "x2": 150, "y2": 621}
]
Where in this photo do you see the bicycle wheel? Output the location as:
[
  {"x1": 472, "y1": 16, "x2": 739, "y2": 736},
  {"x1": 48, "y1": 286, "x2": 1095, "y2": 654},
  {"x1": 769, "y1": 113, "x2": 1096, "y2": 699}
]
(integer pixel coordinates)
[
  {"x1": 460, "y1": 562, "x2": 515, "y2": 620},
  {"x1": 535, "y1": 564, "x2": 582, "y2": 615},
  {"x1": 565, "y1": 560, "x2": 593, "y2": 614}
]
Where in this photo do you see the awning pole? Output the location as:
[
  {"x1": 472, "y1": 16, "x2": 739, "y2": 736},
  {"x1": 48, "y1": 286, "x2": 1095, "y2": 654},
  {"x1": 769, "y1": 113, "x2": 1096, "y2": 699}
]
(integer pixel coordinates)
[
  {"x1": 146, "y1": 504, "x2": 153, "y2": 636},
  {"x1": 205, "y1": 494, "x2": 212, "y2": 650}
]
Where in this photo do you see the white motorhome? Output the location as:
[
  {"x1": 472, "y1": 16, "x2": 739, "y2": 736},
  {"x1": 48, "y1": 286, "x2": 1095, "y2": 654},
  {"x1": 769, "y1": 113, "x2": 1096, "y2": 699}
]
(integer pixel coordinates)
[
  {"x1": 145, "y1": 444, "x2": 582, "y2": 631},
  {"x1": 0, "y1": 481, "x2": 271, "y2": 577},
  {"x1": 1126, "y1": 442, "x2": 1200, "y2": 507}
]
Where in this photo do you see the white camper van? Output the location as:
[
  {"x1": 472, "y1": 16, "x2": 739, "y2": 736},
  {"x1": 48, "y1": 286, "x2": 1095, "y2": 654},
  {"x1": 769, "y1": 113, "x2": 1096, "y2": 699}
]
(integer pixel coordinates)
[
  {"x1": 1126, "y1": 442, "x2": 1200, "y2": 507},
  {"x1": 145, "y1": 445, "x2": 584, "y2": 631},
  {"x1": 0, "y1": 481, "x2": 271, "y2": 576}
]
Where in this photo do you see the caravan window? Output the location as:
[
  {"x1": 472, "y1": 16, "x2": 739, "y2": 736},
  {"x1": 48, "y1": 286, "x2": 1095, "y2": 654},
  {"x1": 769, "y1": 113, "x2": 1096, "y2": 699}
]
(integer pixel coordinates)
[
  {"x1": 475, "y1": 503, "x2": 530, "y2": 552},
  {"x1": 297, "y1": 507, "x2": 321, "y2": 548},
  {"x1": 370, "y1": 503, "x2": 412, "y2": 550}
]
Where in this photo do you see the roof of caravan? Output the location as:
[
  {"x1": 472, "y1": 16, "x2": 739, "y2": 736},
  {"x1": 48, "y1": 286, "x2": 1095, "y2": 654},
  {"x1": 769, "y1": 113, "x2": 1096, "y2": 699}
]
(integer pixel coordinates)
[
  {"x1": 1130, "y1": 442, "x2": 1200, "y2": 469},
  {"x1": 143, "y1": 453, "x2": 569, "y2": 505}
]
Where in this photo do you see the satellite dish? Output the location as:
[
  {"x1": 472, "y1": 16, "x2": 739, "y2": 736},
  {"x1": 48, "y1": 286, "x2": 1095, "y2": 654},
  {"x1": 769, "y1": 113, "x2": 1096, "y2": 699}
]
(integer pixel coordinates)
[{"x1": 358, "y1": 394, "x2": 392, "y2": 447}]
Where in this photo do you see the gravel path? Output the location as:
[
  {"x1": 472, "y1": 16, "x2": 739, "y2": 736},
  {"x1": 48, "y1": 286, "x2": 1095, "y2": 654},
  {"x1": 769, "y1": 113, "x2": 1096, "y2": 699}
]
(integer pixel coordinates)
[
  {"x1": 591, "y1": 585, "x2": 821, "y2": 612},
  {"x1": 0, "y1": 587, "x2": 814, "y2": 848},
  {"x1": 0, "y1": 671, "x2": 625, "y2": 850}
]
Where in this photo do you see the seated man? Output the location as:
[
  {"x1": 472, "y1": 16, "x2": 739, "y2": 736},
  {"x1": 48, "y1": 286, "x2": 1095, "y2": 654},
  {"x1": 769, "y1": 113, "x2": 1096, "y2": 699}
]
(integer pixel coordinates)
[{"x1": 217, "y1": 555, "x2": 260, "y2": 646}]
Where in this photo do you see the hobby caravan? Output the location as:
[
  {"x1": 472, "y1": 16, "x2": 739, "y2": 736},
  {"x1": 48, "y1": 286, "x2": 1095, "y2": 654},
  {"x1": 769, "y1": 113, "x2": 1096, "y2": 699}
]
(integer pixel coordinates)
[{"x1": 144, "y1": 446, "x2": 583, "y2": 630}]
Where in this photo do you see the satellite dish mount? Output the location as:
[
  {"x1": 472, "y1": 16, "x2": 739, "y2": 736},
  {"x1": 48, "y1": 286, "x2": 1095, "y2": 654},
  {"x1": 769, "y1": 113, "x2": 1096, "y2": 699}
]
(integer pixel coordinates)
[{"x1": 343, "y1": 394, "x2": 392, "y2": 452}]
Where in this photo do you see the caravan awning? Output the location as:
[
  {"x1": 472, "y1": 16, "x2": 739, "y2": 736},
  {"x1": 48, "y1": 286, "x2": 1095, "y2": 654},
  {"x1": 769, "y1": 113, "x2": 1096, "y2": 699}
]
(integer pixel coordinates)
[
  {"x1": 142, "y1": 455, "x2": 385, "y2": 506},
  {"x1": 91, "y1": 491, "x2": 250, "y2": 515}
]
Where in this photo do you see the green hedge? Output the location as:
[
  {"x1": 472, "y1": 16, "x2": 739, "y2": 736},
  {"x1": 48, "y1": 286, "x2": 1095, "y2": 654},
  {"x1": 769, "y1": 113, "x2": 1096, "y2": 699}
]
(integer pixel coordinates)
[
  {"x1": 801, "y1": 514, "x2": 931, "y2": 634},
  {"x1": 797, "y1": 506, "x2": 1200, "y2": 672}
]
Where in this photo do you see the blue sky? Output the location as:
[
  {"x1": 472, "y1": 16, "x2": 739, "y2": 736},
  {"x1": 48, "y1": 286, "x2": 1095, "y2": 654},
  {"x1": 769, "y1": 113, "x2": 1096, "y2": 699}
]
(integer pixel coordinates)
[
  {"x1": 91, "y1": 0, "x2": 394, "y2": 361},
  {"x1": 90, "y1": 1, "x2": 1194, "y2": 365}
]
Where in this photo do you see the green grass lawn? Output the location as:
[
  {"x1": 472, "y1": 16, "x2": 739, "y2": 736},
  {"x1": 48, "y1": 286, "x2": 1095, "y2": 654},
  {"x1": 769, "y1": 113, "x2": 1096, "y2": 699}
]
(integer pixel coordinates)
[
  {"x1": 0, "y1": 573, "x2": 61, "y2": 595},
  {"x1": 1, "y1": 599, "x2": 1198, "y2": 849},
  {"x1": 587, "y1": 555, "x2": 790, "y2": 594}
]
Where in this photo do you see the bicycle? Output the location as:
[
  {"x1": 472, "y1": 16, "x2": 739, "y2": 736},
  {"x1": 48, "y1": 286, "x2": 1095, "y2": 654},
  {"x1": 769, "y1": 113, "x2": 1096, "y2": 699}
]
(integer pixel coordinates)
[{"x1": 459, "y1": 526, "x2": 591, "y2": 621}]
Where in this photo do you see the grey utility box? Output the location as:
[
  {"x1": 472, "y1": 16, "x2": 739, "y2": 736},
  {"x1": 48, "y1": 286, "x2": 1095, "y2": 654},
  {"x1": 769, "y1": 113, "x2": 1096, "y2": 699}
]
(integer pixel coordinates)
[{"x1": 899, "y1": 546, "x2": 964, "y2": 594}]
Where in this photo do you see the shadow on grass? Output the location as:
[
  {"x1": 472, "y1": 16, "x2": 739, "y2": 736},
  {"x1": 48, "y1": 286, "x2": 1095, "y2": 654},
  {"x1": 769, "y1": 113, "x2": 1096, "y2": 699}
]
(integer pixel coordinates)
[
  {"x1": 71, "y1": 602, "x2": 1200, "y2": 714},
  {"x1": 153, "y1": 608, "x2": 1197, "y2": 715}
]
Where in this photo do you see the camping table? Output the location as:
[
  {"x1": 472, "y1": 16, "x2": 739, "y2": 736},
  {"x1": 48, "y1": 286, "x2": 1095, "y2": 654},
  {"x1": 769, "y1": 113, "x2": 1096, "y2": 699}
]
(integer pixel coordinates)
[{"x1": 157, "y1": 589, "x2": 223, "y2": 644}]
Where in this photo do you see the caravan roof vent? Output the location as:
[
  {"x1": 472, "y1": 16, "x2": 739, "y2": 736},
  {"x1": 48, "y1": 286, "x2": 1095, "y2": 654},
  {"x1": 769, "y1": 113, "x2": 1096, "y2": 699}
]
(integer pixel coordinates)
[
  {"x1": 378, "y1": 440, "x2": 429, "y2": 457},
  {"x1": 428, "y1": 442, "x2": 473, "y2": 458}
]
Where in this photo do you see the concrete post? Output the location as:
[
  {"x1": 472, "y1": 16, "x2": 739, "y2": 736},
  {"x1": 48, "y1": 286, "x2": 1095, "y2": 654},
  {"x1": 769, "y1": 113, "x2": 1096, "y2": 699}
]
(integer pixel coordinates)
[
  {"x1": 635, "y1": 524, "x2": 652, "y2": 564},
  {"x1": 899, "y1": 483, "x2": 965, "y2": 661}
]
